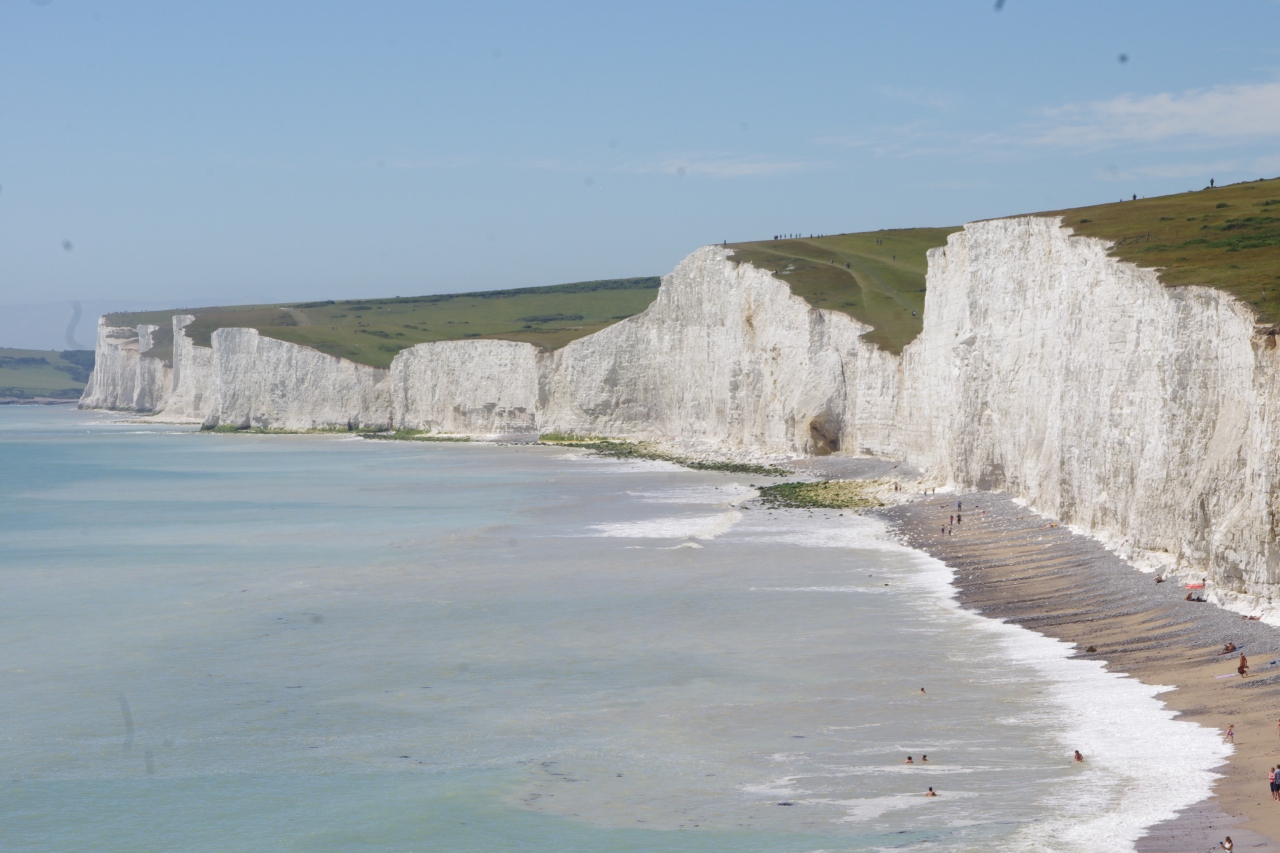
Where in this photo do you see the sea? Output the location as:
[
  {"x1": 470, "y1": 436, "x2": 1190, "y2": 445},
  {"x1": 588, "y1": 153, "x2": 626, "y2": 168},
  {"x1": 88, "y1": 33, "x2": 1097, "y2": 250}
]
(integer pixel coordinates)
[{"x1": 0, "y1": 406, "x2": 1229, "y2": 852}]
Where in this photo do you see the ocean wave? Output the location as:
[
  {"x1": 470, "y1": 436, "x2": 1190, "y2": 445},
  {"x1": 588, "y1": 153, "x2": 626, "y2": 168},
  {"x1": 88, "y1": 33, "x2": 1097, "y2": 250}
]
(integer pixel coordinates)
[
  {"x1": 627, "y1": 484, "x2": 757, "y2": 506},
  {"x1": 749, "y1": 585, "x2": 893, "y2": 594},
  {"x1": 588, "y1": 511, "x2": 742, "y2": 540},
  {"x1": 902, "y1": 547, "x2": 1231, "y2": 853},
  {"x1": 821, "y1": 790, "x2": 977, "y2": 822}
]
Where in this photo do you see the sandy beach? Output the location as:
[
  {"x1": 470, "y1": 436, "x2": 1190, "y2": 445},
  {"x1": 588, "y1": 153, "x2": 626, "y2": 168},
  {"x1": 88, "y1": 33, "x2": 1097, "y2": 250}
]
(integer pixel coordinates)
[{"x1": 877, "y1": 492, "x2": 1280, "y2": 852}]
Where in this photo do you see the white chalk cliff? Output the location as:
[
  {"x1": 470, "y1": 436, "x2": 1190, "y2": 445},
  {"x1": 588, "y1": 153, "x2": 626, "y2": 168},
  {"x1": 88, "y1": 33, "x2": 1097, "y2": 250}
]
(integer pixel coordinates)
[{"x1": 80, "y1": 216, "x2": 1280, "y2": 612}]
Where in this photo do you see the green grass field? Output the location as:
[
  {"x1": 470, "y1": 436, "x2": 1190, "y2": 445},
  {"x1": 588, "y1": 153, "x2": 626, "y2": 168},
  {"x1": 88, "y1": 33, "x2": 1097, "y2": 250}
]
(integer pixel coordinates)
[
  {"x1": 725, "y1": 228, "x2": 961, "y2": 353},
  {"x1": 0, "y1": 349, "x2": 95, "y2": 399},
  {"x1": 107, "y1": 277, "x2": 661, "y2": 367},
  {"x1": 1036, "y1": 176, "x2": 1280, "y2": 326}
]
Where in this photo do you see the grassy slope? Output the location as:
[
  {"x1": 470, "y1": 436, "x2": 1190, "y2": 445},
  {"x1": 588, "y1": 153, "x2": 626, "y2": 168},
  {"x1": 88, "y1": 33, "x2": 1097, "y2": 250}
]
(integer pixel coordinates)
[
  {"x1": 0, "y1": 348, "x2": 95, "y2": 398},
  {"x1": 1036, "y1": 176, "x2": 1280, "y2": 325},
  {"x1": 107, "y1": 278, "x2": 660, "y2": 368},
  {"x1": 725, "y1": 228, "x2": 961, "y2": 353}
]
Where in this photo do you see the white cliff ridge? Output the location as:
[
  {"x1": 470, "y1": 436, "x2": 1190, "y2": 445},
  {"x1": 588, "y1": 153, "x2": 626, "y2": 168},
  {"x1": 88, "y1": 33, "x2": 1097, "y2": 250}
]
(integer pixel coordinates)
[{"x1": 80, "y1": 216, "x2": 1280, "y2": 611}]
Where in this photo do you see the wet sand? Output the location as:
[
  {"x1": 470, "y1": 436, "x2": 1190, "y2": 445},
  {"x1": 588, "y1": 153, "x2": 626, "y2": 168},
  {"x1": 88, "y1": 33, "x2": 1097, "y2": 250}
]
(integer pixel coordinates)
[{"x1": 877, "y1": 492, "x2": 1280, "y2": 852}]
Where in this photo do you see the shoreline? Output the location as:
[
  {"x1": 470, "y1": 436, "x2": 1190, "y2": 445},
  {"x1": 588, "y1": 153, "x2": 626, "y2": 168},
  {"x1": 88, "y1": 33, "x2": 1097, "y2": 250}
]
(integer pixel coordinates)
[{"x1": 876, "y1": 492, "x2": 1280, "y2": 852}]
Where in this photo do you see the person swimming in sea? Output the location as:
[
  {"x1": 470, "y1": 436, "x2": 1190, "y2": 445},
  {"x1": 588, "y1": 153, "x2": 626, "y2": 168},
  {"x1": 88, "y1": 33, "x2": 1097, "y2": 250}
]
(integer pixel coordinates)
[
  {"x1": 905, "y1": 756, "x2": 914, "y2": 764},
  {"x1": 925, "y1": 787, "x2": 937, "y2": 797},
  {"x1": 920, "y1": 755, "x2": 928, "y2": 762},
  {"x1": 1073, "y1": 750, "x2": 1084, "y2": 762}
]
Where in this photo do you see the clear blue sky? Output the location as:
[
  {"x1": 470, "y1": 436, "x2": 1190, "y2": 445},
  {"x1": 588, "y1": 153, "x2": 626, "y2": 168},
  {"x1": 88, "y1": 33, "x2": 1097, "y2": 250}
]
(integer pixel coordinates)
[{"x1": 3, "y1": 0, "x2": 1280, "y2": 310}]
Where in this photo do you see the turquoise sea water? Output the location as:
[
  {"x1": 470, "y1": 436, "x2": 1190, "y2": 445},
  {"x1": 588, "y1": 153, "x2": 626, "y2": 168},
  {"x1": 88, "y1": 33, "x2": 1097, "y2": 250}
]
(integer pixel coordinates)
[{"x1": 0, "y1": 407, "x2": 1225, "y2": 852}]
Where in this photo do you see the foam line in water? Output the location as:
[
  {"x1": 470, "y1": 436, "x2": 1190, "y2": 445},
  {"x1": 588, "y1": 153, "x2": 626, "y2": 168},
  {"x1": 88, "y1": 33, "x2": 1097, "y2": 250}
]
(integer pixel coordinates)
[
  {"x1": 588, "y1": 511, "x2": 742, "y2": 540},
  {"x1": 866, "y1": 515, "x2": 1232, "y2": 853}
]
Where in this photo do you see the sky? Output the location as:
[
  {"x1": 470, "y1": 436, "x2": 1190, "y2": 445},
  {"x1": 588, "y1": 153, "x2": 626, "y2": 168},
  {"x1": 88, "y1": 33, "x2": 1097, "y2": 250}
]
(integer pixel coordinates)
[{"x1": 3, "y1": 0, "x2": 1280, "y2": 345}]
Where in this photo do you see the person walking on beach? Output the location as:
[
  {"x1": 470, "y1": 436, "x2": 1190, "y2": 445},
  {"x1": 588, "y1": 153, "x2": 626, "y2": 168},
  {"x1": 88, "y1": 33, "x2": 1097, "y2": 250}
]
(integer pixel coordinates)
[
  {"x1": 1221, "y1": 835, "x2": 1234, "y2": 851},
  {"x1": 1223, "y1": 725, "x2": 1234, "y2": 744},
  {"x1": 1238, "y1": 653, "x2": 1249, "y2": 677},
  {"x1": 1270, "y1": 766, "x2": 1278, "y2": 801}
]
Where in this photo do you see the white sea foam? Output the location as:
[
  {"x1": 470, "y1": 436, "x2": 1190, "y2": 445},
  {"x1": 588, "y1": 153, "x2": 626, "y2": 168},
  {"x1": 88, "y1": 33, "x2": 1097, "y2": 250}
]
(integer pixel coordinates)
[
  {"x1": 740, "y1": 776, "x2": 806, "y2": 797},
  {"x1": 822, "y1": 790, "x2": 975, "y2": 822},
  {"x1": 749, "y1": 585, "x2": 894, "y2": 594},
  {"x1": 725, "y1": 508, "x2": 1229, "y2": 851},
  {"x1": 588, "y1": 511, "x2": 742, "y2": 540},
  {"x1": 731, "y1": 512, "x2": 910, "y2": 553},
  {"x1": 897, "y1": 536, "x2": 1230, "y2": 852},
  {"x1": 557, "y1": 453, "x2": 683, "y2": 473},
  {"x1": 627, "y1": 484, "x2": 757, "y2": 505}
]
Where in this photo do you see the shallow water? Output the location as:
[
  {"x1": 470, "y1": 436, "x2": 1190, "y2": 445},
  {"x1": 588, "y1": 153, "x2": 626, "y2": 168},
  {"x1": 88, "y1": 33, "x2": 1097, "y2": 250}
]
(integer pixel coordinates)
[{"x1": 0, "y1": 407, "x2": 1226, "y2": 852}]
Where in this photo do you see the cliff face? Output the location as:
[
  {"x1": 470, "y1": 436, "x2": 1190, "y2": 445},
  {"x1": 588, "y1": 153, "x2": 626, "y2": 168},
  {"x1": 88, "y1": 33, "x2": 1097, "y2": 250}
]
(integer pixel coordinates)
[
  {"x1": 80, "y1": 218, "x2": 1280, "y2": 609},
  {"x1": 79, "y1": 321, "x2": 172, "y2": 412},
  {"x1": 392, "y1": 339, "x2": 539, "y2": 435},
  {"x1": 540, "y1": 246, "x2": 902, "y2": 456},
  {"x1": 209, "y1": 326, "x2": 391, "y2": 430},
  {"x1": 903, "y1": 217, "x2": 1278, "y2": 609}
]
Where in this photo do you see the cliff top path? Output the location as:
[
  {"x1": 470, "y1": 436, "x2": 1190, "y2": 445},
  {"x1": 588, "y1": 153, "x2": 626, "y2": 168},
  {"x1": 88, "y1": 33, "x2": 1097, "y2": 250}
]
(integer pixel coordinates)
[{"x1": 879, "y1": 492, "x2": 1280, "y2": 853}]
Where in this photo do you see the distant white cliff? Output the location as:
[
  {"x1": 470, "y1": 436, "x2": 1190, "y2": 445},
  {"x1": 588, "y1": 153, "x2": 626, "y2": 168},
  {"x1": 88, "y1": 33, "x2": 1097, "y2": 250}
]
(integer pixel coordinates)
[{"x1": 80, "y1": 217, "x2": 1280, "y2": 613}]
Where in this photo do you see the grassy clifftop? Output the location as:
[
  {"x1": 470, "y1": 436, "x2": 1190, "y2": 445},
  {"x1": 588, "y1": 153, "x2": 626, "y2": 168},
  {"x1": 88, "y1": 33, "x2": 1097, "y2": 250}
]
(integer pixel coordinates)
[
  {"x1": 1037, "y1": 176, "x2": 1280, "y2": 326},
  {"x1": 107, "y1": 277, "x2": 660, "y2": 367},
  {"x1": 725, "y1": 228, "x2": 961, "y2": 353},
  {"x1": 727, "y1": 176, "x2": 1280, "y2": 353}
]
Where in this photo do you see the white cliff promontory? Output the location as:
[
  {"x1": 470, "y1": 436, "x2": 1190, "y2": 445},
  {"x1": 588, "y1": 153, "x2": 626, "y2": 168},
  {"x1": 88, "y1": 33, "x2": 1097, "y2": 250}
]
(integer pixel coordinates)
[
  {"x1": 80, "y1": 217, "x2": 1280, "y2": 611},
  {"x1": 901, "y1": 217, "x2": 1279, "y2": 612},
  {"x1": 79, "y1": 321, "x2": 171, "y2": 412},
  {"x1": 539, "y1": 246, "x2": 901, "y2": 456}
]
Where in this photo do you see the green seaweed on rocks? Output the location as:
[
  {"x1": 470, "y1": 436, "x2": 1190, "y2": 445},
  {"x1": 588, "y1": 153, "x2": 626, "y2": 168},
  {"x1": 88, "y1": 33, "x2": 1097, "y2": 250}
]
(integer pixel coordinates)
[
  {"x1": 538, "y1": 435, "x2": 789, "y2": 476},
  {"x1": 757, "y1": 480, "x2": 885, "y2": 510},
  {"x1": 362, "y1": 430, "x2": 472, "y2": 442}
]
